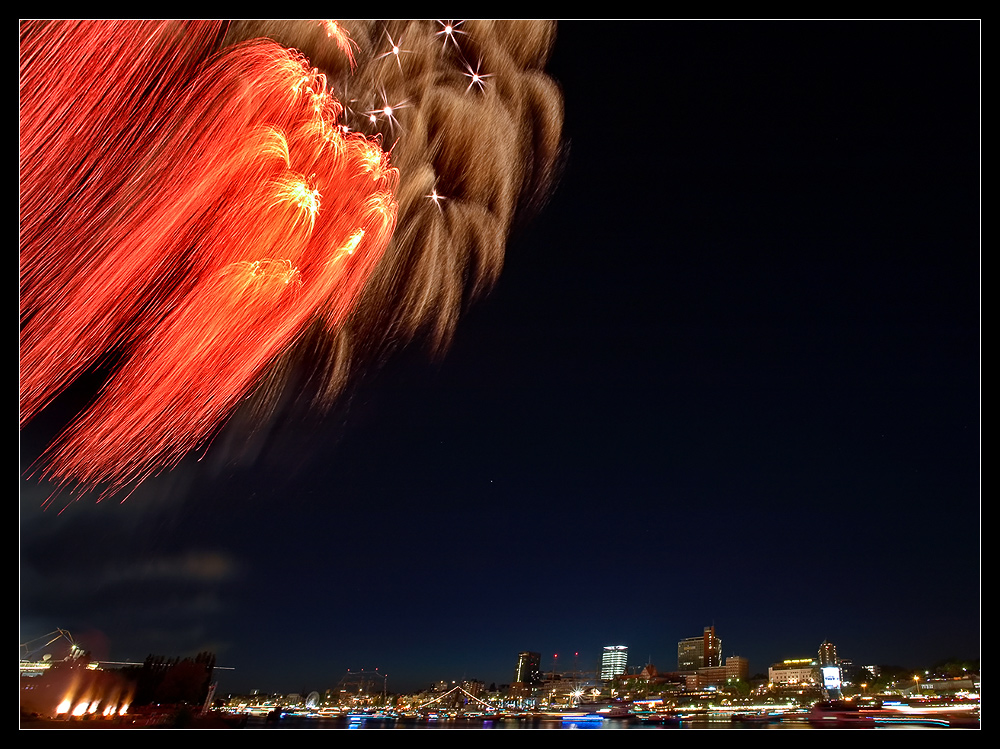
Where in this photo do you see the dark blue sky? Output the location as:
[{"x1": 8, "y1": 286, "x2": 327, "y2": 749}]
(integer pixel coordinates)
[{"x1": 20, "y1": 20, "x2": 980, "y2": 696}]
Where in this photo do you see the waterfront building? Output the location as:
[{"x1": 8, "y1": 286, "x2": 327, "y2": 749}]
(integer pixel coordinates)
[
  {"x1": 768, "y1": 658, "x2": 820, "y2": 687},
  {"x1": 818, "y1": 640, "x2": 838, "y2": 666},
  {"x1": 600, "y1": 646, "x2": 628, "y2": 681},
  {"x1": 514, "y1": 651, "x2": 542, "y2": 686},
  {"x1": 725, "y1": 655, "x2": 749, "y2": 682},
  {"x1": 817, "y1": 640, "x2": 842, "y2": 697},
  {"x1": 677, "y1": 626, "x2": 722, "y2": 671},
  {"x1": 615, "y1": 664, "x2": 686, "y2": 697},
  {"x1": 686, "y1": 656, "x2": 749, "y2": 689}
]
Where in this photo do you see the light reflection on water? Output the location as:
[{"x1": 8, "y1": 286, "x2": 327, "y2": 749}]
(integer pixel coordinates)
[{"x1": 253, "y1": 715, "x2": 825, "y2": 730}]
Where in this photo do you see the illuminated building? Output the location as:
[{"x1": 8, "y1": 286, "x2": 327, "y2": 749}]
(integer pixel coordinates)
[
  {"x1": 677, "y1": 626, "x2": 722, "y2": 671},
  {"x1": 818, "y1": 640, "x2": 838, "y2": 666},
  {"x1": 514, "y1": 652, "x2": 542, "y2": 687},
  {"x1": 600, "y1": 646, "x2": 628, "y2": 681},
  {"x1": 817, "y1": 640, "x2": 841, "y2": 697},
  {"x1": 509, "y1": 652, "x2": 542, "y2": 704},
  {"x1": 725, "y1": 655, "x2": 749, "y2": 681},
  {"x1": 768, "y1": 658, "x2": 820, "y2": 686},
  {"x1": 688, "y1": 656, "x2": 749, "y2": 689},
  {"x1": 862, "y1": 664, "x2": 881, "y2": 679}
]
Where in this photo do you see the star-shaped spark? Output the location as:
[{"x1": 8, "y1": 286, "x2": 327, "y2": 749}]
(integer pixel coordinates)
[
  {"x1": 366, "y1": 89, "x2": 409, "y2": 137},
  {"x1": 436, "y1": 20, "x2": 466, "y2": 52},
  {"x1": 376, "y1": 29, "x2": 411, "y2": 71},
  {"x1": 426, "y1": 188, "x2": 446, "y2": 210},
  {"x1": 463, "y1": 60, "x2": 492, "y2": 92}
]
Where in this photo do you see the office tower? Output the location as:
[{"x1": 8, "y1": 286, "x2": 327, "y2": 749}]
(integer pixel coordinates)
[
  {"x1": 677, "y1": 626, "x2": 722, "y2": 671},
  {"x1": 725, "y1": 655, "x2": 749, "y2": 682},
  {"x1": 600, "y1": 645, "x2": 628, "y2": 680},
  {"x1": 678, "y1": 636, "x2": 702, "y2": 671},
  {"x1": 817, "y1": 641, "x2": 842, "y2": 698},
  {"x1": 514, "y1": 651, "x2": 542, "y2": 686},
  {"x1": 704, "y1": 626, "x2": 722, "y2": 667},
  {"x1": 818, "y1": 640, "x2": 838, "y2": 666}
]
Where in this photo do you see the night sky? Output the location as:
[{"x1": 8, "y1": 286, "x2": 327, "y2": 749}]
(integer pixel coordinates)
[{"x1": 20, "y1": 20, "x2": 980, "y2": 696}]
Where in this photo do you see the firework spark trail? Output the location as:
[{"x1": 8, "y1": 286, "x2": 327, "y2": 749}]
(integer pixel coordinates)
[
  {"x1": 225, "y1": 21, "x2": 566, "y2": 409},
  {"x1": 20, "y1": 21, "x2": 398, "y2": 494},
  {"x1": 45, "y1": 198, "x2": 392, "y2": 490},
  {"x1": 20, "y1": 122, "x2": 293, "y2": 424},
  {"x1": 20, "y1": 20, "x2": 563, "y2": 499},
  {"x1": 20, "y1": 28, "x2": 302, "y2": 423},
  {"x1": 19, "y1": 20, "x2": 227, "y2": 317}
]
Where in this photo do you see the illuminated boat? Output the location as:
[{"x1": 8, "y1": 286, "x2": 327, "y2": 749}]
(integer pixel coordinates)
[
  {"x1": 577, "y1": 701, "x2": 632, "y2": 718},
  {"x1": 808, "y1": 699, "x2": 978, "y2": 728},
  {"x1": 809, "y1": 700, "x2": 879, "y2": 726}
]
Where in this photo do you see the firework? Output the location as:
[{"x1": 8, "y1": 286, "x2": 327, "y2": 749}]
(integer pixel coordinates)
[{"x1": 19, "y1": 20, "x2": 563, "y2": 499}]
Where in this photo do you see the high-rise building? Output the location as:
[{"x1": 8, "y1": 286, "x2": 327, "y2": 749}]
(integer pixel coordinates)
[
  {"x1": 600, "y1": 645, "x2": 628, "y2": 681},
  {"x1": 818, "y1": 640, "x2": 838, "y2": 666},
  {"x1": 514, "y1": 651, "x2": 542, "y2": 687},
  {"x1": 677, "y1": 626, "x2": 722, "y2": 671},
  {"x1": 817, "y1": 641, "x2": 842, "y2": 698},
  {"x1": 677, "y1": 638, "x2": 702, "y2": 671}
]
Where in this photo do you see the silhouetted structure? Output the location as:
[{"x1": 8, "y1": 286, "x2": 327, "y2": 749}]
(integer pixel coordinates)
[{"x1": 120, "y1": 652, "x2": 216, "y2": 706}]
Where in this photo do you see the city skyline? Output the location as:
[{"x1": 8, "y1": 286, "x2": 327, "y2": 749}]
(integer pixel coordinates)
[
  {"x1": 20, "y1": 20, "x2": 980, "y2": 698},
  {"x1": 22, "y1": 623, "x2": 976, "y2": 697}
]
